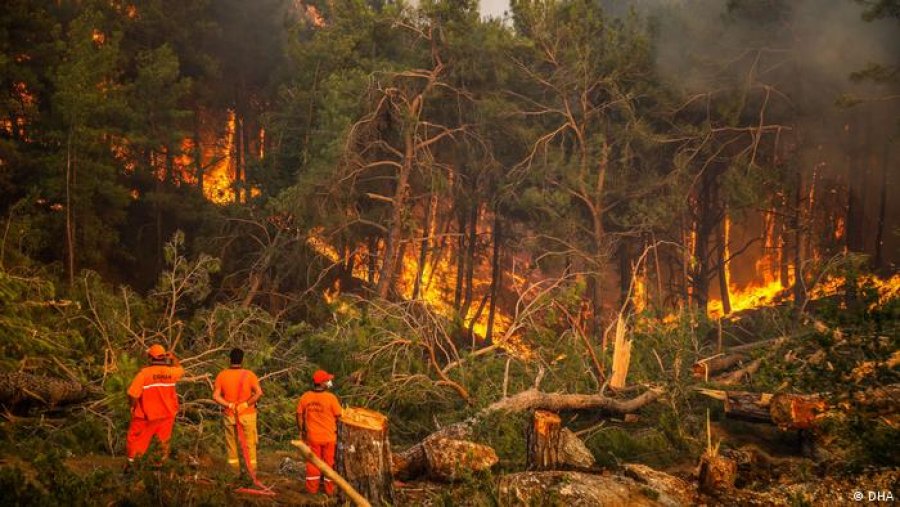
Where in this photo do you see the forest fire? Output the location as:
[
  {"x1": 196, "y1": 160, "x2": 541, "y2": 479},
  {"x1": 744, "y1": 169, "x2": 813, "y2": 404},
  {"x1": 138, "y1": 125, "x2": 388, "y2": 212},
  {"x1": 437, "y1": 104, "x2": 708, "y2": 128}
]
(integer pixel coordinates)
[
  {"x1": 202, "y1": 110, "x2": 237, "y2": 204},
  {"x1": 306, "y1": 226, "x2": 514, "y2": 344},
  {"x1": 4, "y1": 1, "x2": 900, "y2": 504},
  {"x1": 708, "y1": 278, "x2": 787, "y2": 318}
]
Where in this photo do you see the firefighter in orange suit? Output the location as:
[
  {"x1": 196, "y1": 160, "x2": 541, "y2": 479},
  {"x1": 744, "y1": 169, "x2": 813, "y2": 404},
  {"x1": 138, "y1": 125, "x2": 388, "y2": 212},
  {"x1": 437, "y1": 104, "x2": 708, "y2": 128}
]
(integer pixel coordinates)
[
  {"x1": 126, "y1": 344, "x2": 184, "y2": 464},
  {"x1": 212, "y1": 347, "x2": 263, "y2": 474},
  {"x1": 297, "y1": 369, "x2": 342, "y2": 495}
]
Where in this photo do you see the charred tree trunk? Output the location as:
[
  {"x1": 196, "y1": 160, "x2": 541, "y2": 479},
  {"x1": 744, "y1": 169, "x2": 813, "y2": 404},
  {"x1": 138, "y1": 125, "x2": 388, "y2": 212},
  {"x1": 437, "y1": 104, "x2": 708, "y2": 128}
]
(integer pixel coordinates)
[
  {"x1": 845, "y1": 118, "x2": 866, "y2": 254},
  {"x1": 367, "y1": 236, "x2": 378, "y2": 286},
  {"x1": 692, "y1": 170, "x2": 716, "y2": 315},
  {"x1": 341, "y1": 242, "x2": 355, "y2": 289},
  {"x1": 336, "y1": 407, "x2": 394, "y2": 505},
  {"x1": 234, "y1": 111, "x2": 244, "y2": 204},
  {"x1": 792, "y1": 168, "x2": 807, "y2": 311},
  {"x1": 453, "y1": 208, "x2": 466, "y2": 311},
  {"x1": 618, "y1": 241, "x2": 632, "y2": 312},
  {"x1": 193, "y1": 109, "x2": 204, "y2": 193},
  {"x1": 412, "y1": 195, "x2": 436, "y2": 300},
  {"x1": 777, "y1": 197, "x2": 791, "y2": 289},
  {"x1": 64, "y1": 129, "x2": 75, "y2": 287},
  {"x1": 526, "y1": 410, "x2": 562, "y2": 471},
  {"x1": 716, "y1": 216, "x2": 732, "y2": 315},
  {"x1": 874, "y1": 142, "x2": 888, "y2": 273},
  {"x1": 460, "y1": 201, "x2": 479, "y2": 319},
  {"x1": 485, "y1": 213, "x2": 501, "y2": 345},
  {"x1": 391, "y1": 240, "x2": 408, "y2": 295},
  {"x1": 374, "y1": 129, "x2": 413, "y2": 299}
]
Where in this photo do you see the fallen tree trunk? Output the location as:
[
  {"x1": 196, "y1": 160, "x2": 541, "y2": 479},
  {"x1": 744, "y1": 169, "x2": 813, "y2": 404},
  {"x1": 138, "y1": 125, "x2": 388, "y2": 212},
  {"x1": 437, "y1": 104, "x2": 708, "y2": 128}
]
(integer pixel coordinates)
[
  {"x1": 392, "y1": 422, "x2": 473, "y2": 480},
  {"x1": 0, "y1": 372, "x2": 95, "y2": 408},
  {"x1": 692, "y1": 354, "x2": 747, "y2": 379},
  {"x1": 499, "y1": 471, "x2": 688, "y2": 506},
  {"x1": 696, "y1": 389, "x2": 827, "y2": 429},
  {"x1": 623, "y1": 463, "x2": 696, "y2": 505},
  {"x1": 394, "y1": 388, "x2": 659, "y2": 480},
  {"x1": 336, "y1": 408, "x2": 394, "y2": 505},
  {"x1": 714, "y1": 358, "x2": 762, "y2": 385},
  {"x1": 769, "y1": 394, "x2": 826, "y2": 430},
  {"x1": 485, "y1": 387, "x2": 662, "y2": 414},
  {"x1": 422, "y1": 437, "x2": 498, "y2": 481},
  {"x1": 724, "y1": 392, "x2": 773, "y2": 423}
]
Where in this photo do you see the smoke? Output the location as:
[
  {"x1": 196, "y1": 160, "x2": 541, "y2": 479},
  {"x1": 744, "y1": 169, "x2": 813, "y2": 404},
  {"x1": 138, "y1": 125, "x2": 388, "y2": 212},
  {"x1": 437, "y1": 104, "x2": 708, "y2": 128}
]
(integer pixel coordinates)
[
  {"x1": 636, "y1": 0, "x2": 899, "y2": 105},
  {"x1": 622, "y1": 0, "x2": 900, "y2": 269}
]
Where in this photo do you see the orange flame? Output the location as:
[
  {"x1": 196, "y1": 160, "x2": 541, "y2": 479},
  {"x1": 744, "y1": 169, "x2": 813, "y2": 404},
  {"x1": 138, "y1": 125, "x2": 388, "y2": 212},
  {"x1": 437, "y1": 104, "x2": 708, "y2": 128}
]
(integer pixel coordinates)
[
  {"x1": 306, "y1": 216, "x2": 520, "y2": 353},
  {"x1": 203, "y1": 110, "x2": 237, "y2": 203}
]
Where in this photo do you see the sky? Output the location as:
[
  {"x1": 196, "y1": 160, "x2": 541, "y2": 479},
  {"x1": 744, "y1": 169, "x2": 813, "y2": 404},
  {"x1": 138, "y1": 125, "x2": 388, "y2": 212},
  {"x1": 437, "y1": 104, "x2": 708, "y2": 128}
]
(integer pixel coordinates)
[{"x1": 479, "y1": 0, "x2": 509, "y2": 18}]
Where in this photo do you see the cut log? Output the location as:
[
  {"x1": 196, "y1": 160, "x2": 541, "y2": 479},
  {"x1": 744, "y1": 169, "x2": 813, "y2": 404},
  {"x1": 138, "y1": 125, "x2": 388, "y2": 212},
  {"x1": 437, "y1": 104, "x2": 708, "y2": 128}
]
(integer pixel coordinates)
[
  {"x1": 422, "y1": 437, "x2": 498, "y2": 481},
  {"x1": 769, "y1": 394, "x2": 826, "y2": 430},
  {"x1": 623, "y1": 463, "x2": 696, "y2": 505},
  {"x1": 728, "y1": 336, "x2": 788, "y2": 353},
  {"x1": 391, "y1": 421, "x2": 473, "y2": 480},
  {"x1": 724, "y1": 392, "x2": 774, "y2": 423},
  {"x1": 526, "y1": 410, "x2": 561, "y2": 470},
  {"x1": 692, "y1": 354, "x2": 747, "y2": 379},
  {"x1": 0, "y1": 372, "x2": 96, "y2": 408},
  {"x1": 697, "y1": 452, "x2": 737, "y2": 495},
  {"x1": 696, "y1": 389, "x2": 828, "y2": 430},
  {"x1": 559, "y1": 428, "x2": 595, "y2": 469},
  {"x1": 499, "y1": 471, "x2": 685, "y2": 506},
  {"x1": 485, "y1": 387, "x2": 662, "y2": 414},
  {"x1": 336, "y1": 407, "x2": 394, "y2": 506}
]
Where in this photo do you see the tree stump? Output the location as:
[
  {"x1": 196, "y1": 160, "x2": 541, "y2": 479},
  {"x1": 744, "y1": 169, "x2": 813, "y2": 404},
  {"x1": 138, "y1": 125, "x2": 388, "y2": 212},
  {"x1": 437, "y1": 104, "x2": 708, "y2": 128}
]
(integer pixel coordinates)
[
  {"x1": 336, "y1": 407, "x2": 394, "y2": 505},
  {"x1": 526, "y1": 410, "x2": 562, "y2": 470},
  {"x1": 697, "y1": 452, "x2": 737, "y2": 495}
]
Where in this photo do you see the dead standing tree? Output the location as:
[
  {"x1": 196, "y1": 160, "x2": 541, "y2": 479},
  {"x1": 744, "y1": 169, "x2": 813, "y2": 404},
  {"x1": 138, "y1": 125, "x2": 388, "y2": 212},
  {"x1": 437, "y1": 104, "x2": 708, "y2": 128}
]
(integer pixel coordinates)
[{"x1": 334, "y1": 20, "x2": 468, "y2": 300}]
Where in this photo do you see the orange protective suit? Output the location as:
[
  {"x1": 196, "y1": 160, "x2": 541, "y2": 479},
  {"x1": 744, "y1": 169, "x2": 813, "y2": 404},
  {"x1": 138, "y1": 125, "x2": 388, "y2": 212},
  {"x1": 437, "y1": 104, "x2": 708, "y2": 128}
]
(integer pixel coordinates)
[
  {"x1": 126, "y1": 364, "x2": 184, "y2": 460},
  {"x1": 297, "y1": 390, "x2": 342, "y2": 495}
]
